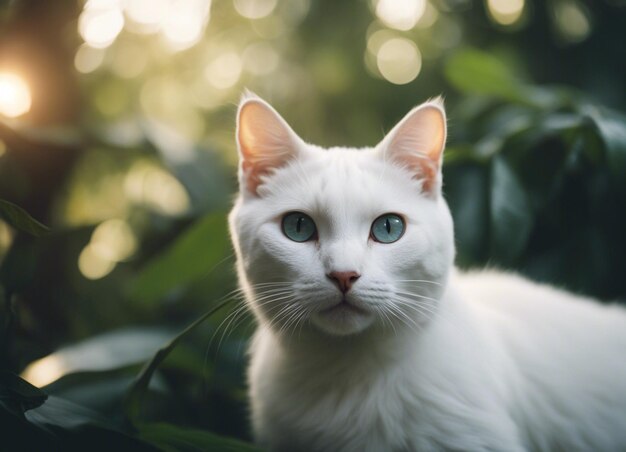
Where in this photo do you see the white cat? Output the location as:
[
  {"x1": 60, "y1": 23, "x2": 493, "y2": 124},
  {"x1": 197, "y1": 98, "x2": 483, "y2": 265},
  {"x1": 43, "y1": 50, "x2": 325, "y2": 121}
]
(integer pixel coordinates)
[{"x1": 228, "y1": 93, "x2": 626, "y2": 452}]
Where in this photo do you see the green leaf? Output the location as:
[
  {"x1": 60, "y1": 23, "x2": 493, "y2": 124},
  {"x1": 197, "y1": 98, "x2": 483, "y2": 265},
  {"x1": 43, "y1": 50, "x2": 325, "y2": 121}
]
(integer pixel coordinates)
[
  {"x1": 489, "y1": 156, "x2": 533, "y2": 263},
  {"x1": 21, "y1": 328, "x2": 172, "y2": 387},
  {"x1": 130, "y1": 213, "x2": 231, "y2": 304},
  {"x1": 445, "y1": 49, "x2": 525, "y2": 102},
  {"x1": 0, "y1": 199, "x2": 49, "y2": 237},
  {"x1": 0, "y1": 372, "x2": 48, "y2": 417},
  {"x1": 24, "y1": 395, "x2": 158, "y2": 450},
  {"x1": 585, "y1": 106, "x2": 626, "y2": 188},
  {"x1": 125, "y1": 299, "x2": 232, "y2": 423},
  {"x1": 138, "y1": 422, "x2": 262, "y2": 452}
]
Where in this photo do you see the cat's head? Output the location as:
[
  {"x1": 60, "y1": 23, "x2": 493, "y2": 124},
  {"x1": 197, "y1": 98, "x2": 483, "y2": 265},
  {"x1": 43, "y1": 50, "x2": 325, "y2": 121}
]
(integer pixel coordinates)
[{"x1": 229, "y1": 93, "x2": 454, "y2": 337}]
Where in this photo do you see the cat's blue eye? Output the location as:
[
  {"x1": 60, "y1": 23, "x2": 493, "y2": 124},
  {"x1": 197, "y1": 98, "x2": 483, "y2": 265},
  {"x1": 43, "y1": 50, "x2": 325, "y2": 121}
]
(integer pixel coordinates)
[
  {"x1": 371, "y1": 214, "x2": 405, "y2": 244},
  {"x1": 282, "y1": 212, "x2": 317, "y2": 242}
]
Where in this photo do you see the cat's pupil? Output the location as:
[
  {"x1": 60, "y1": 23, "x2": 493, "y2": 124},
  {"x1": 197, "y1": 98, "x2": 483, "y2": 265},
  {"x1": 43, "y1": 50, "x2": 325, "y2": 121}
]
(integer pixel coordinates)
[
  {"x1": 296, "y1": 216, "x2": 303, "y2": 233},
  {"x1": 385, "y1": 219, "x2": 391, "y2": 234}
]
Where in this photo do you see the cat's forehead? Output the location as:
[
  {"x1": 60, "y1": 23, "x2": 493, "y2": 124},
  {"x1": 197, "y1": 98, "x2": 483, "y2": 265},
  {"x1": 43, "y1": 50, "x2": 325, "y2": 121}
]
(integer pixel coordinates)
[{"x1": 259, "y1": 146, "x2": 422, "y2": 219}]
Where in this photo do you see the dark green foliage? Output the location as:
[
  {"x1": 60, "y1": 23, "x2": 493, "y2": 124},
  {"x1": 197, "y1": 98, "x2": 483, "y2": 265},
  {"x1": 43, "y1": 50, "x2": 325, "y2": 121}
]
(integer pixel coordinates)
[
  {"x1": 0, "y1": 200, "x2": 49, "y2": 237},
  {"x1": 443, "y1": 49, "x2": 626, "y2": 299}
]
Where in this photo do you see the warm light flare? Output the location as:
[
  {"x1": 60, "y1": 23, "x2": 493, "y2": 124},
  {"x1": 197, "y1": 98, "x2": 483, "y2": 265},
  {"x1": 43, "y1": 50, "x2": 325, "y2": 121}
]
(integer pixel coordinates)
[
  {"x1": 375, "y1": 0, "x2": 426, "y2": 31},
  {"x1": 486, "y1": 0, "x2": 525, "y2": 26},
  {"x1": 0, "y1": 72, "x2": 32, "y2": 118},
  {"x1": 376, "y1": 38, "x2": 422, "y2": 85},
  {"x1": 21, "y1": 355, "x2": 67, "y2": 388}
]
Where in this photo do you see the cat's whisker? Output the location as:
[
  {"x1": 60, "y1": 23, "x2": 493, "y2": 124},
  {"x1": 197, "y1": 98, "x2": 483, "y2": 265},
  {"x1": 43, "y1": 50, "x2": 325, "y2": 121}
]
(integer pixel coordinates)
[
  {"x1": 395, "y1": 290, "x2": 439, "y2": 303},
  {"x1": 386, "y1": 302, "x2": 423, "y2": 332},
  {"x1": 391, "y1": 295, "x2": 448, "y2": 327},
  {"x1": 392, "y1": 296, "x2": 439, "y2": 318},
  {"x1": 266, "y1": 300, "x2": 300, "y2": 333},
  {"x1": 378, "y1": 305, "x2": 399, "y2": 336},
  {"x1": 280, "y1": 306, "x2": 307, "y2": 337},
  {"x1": 394, "y1": 279, "x2": 442, "y2": 286}
]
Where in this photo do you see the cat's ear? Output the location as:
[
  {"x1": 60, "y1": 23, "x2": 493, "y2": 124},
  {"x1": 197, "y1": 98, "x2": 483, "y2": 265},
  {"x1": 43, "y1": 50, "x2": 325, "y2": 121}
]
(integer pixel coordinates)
[
  {"x1": 377, "y1": 97, "x2": 447, "y2": 196},
  {"x1": 236, "y1": 92, "x2": 302, "y2": 195}
]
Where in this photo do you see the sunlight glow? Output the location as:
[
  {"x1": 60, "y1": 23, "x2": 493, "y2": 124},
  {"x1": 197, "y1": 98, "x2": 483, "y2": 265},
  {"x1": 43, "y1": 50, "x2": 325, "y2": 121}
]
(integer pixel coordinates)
[
  {"x1": 74, "y1": 44, "x2": 106, "y2": 74},
  {"x1": 161, "y1": 0, "x2": 212, "y2": 50},
  {"x1": 486, "y1": 0, "x2": 525, "y2": 26},
  {"x1": 234, "y1": 0, "x2": 278, "y2": 19},
  {"x1": 243, "y1": 42, "x2": 280, "y2": 75},
  {"x1": 79, "y1": 0, "x2": 212, "y2": 51},
  {"x1": 205, "y1": 51, "x2": 243, "y2": 89},
  {"x1": 0, "y1": 72, "x2": 32, "y2": 118},
  {"x1": 375, "y1": 0, "x2": 426, "y2": 31},
  {"x1": 90, "y1": 219, "x2": 137, "y2": 262},
  {"x1": 417, "y1": 1, "x2": 439, "y2": 28},
  {"x1": 376, "y1": 38, "x2": 422, "y2": 85},
  {"x1": 125, "y1": 0, "x2": 169, "y2": 30},
  {"x1": 79, "y1": 1, "x2": 125, "y2": 48},
  {"x1": 79, "y1": 243, "x2": 116, "y2": 280},
  {"x1": 125, "y1": 161, "x2": 191, "y2": 216},
  {"x1": 21, "y1": 355, "x2": 67, "y2": 388}
]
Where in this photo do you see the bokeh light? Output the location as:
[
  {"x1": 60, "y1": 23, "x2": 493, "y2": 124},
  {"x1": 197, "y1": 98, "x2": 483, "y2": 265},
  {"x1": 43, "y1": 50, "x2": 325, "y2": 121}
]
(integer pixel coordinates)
[
  {"x1": 125, "y1": 0, "x2": 169, "y2": 32},
  {"x1": 79, "y1": 1, "x2": 125, "y2": 48},
  {"x1": 233, "y1": 0, "x2": 278, "y2": 20},
  {"x1": 243, "y1": 42, "x2": 280, "y2": 75},
  {"x1": 205, "y1": 51, "x2": 243, "y2": 90},
  {"x1": 0, "y1": 72, "x2": 32, "y2": 118},
  {"x1": 90, "y1": 219, "x2": 137, "y2": 262},
  {"x1": 376, "y1": 38, "x2": 422, "y2": 85},
  {"x1": 124, "y1": 161, "x2": 191, "y2": 216},
  {"x1": 79, "y1": 243, "x2": 117, "y2": 280},
  {"x1": 74, "y1": 44, "x2": 106, "y2": 74},
  {"x1": 486, "y1": 0, "x2": 525, "y2": 26},
  {"x1": 375, "y1": 0, "x2": 426, "y2": 31},
  {"x1": 554, "y1": 1, "x2": 591, "y2": 43},
  {"x1": 160, "y1": 0, "x2": 212, "y2": 50}
]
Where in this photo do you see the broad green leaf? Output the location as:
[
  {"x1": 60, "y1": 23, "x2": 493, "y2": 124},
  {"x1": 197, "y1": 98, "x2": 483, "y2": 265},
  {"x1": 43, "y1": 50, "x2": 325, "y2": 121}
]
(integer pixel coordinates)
[
  {"x1": 0, "y1": 199, "x2": 49, "y2": 237},
  {"x1": 489, "y1": 157, "x2": 533, "y2": 263},
  {"x1": 21, "y1": 328, "x2": 172, "y2": 388},
  {"x1": 138, "y1": 422, "x2": 262, "y2": 452},
  {"x1": 585, "y1": 106, "x2": 626, "y2": 188},
  {"x1": 0, "y1": 372, "x2": 48, "y2": 416},
  {"x1": 445, "y1": 49, "x2": 524, "y2": 102},
  {"x1": 125, "y1": 298, "x2": 232, "y2": 422},
  {"x1": 24, "y1": 395, "x2": 158, "y2": 450},
  {"x1": 130, "y1": 213, "x2": 231, "y2": 304}
]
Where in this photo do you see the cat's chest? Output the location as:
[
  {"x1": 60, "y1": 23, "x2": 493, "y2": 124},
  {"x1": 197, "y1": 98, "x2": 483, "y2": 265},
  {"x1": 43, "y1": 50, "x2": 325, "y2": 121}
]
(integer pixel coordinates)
[{"x1": 261, "y1": 364, "x2": 417, "y2": 451}]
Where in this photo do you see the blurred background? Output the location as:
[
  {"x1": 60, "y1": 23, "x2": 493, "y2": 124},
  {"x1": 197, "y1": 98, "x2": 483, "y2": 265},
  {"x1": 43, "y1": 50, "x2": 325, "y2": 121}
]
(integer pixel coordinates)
[{"x1": 1, "y1": 0, "x2": 625, "y2": 449}]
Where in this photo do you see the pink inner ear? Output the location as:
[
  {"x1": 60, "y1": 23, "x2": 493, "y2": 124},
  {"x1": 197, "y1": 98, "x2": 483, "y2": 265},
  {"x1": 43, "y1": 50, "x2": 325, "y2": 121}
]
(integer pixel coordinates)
[
  {"x1": 237, "y1": 100, "x2": 297, "y2": 195},
  {"x1": 386, "y1": 105, "x2": 446, "y2": 194}
]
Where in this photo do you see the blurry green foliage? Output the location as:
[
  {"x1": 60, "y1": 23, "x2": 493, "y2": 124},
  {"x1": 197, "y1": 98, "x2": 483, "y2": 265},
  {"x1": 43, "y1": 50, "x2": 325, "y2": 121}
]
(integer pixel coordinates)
[{"x1": 444, "y1": 49, "x2": 626, "y2": 299}]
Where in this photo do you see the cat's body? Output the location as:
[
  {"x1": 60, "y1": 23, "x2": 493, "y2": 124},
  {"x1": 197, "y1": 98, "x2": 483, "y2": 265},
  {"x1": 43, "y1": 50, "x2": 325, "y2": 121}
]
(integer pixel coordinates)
[{"x1": 229, "y1": 93, "x2": 626, "y2": 451}]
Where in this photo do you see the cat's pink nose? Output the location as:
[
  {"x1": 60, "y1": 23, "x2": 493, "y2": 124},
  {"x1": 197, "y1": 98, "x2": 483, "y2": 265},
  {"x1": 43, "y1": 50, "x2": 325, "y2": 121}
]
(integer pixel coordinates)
[{"x1": 327, "y1": 271, "x2": 360, "y2": 294}]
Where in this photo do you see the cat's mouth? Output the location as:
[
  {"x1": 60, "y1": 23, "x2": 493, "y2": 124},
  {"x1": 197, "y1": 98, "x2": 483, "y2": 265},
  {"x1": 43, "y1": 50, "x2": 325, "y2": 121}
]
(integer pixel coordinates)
[{"x1": 320, "y1": 296, "x2": 368, "y2": 315}]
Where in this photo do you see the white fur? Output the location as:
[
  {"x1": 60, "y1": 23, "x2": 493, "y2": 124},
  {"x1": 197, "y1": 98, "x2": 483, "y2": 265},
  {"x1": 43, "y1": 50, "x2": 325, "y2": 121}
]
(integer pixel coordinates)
[{"x1": 228, "y1": 95, "x2": 626, "y2": 451}]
